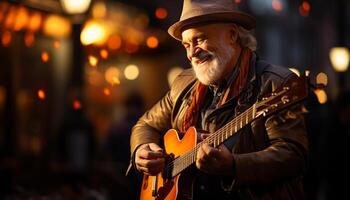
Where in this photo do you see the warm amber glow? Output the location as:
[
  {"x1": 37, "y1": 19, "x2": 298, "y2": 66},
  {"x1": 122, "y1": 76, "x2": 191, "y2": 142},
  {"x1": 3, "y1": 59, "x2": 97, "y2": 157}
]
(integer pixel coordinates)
[
  {"x1": 272, "y1": 0, "x2": 283, "y2": 11},
  {"x1": 37, "y1": 89, "x2": 46, "y2": 100},
  {"x1": 100, "y1": 49, "x2": 108, "y2": 59},
  {"x1": 155, "y1": 8, "x2": 168, "y2": 19},
  {"x1": 167, "y1": 67, "x2": 184, "y2": 87},
  {"x1": 73, "y1": 100, "x2": 82, "y2": 110},
  {"x1": 107, "y1": 35, "x2": 122, "y2": 50},
  {"x1": 4, "y1": 6, "x2": 16, "y2": 29},
  {"x1": 2, "y1": 31, "x2": 12, "y2": 47},
  {"x1": 53, "y1": 40, "x2": 61, "y2": 49},
  {"x1": 43, "y1": 15, "x2": 71, "y2": 38},
  {"x1": 314, "y1": 89, "x2": 327, "y2": 104},
  {"x1": 28, "y1": 12, "x2": 42, "y2": 32},
  {"x1": 88, "y1": 55, "x2": 98, "y2": 67},
  {"x1": 60, "y1": 0, "x2": 91, "y2": 14},
  {"x1": 316, "y1": 72, "x2": 328, "y2": 86},
  {"x1": 24, "y1": 32, "x2": 35, "y2": 47},
  {"x1": 146, "y1": 36, "x2": 159, "y2": 49},
  {"x1": 124, "y1": 64, "x2": 139, "y2": 80},
  {"x1": 92, "y1": 1, "x2": 106, "y2": 18},
  {"x1": 330, "y1": 47, "x2": 350, "y2": 72},
  {"x1": 124, "y1": 43, "x2": 139, "y2": 54},
  {"x1": 86, "y1": 69, "x2": 103, "y2": 86},
  {"x1": 112, "y1": 76, "x2": 120, "y2": 85},
  {"x1": 134, "y1": 14, "x2": 149, "y2": 29},
  {"x1": 41, "y1": 51, "x2": 50, "y2": 63},
  {"x1": 105, "y1": 67, "x2": 120, "y2": 86},
  {"x1": 14, "y1": 6, "x2": 29, "y2": 31},
  {"x1": 103, "y1": 88, "x2": 111, "y2": 96},
  {"x1": 81, "y1": 20, "x2": 108, "y2": 45},
  {"x1": 0, "y1": 2, "x2": 9, "y2": 23}
]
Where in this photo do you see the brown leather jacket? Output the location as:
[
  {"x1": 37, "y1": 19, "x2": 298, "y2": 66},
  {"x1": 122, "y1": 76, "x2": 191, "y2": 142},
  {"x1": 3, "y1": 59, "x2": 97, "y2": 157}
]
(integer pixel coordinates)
[{"x1": 130, "y1": 59, "x2": 309, "y2": 199}]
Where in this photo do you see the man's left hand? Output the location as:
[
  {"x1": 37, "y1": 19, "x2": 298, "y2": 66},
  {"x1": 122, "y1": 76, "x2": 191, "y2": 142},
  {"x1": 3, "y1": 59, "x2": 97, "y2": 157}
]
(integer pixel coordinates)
[{"x1": 195, "y1": 143, "x2": 234, "y2": 175}]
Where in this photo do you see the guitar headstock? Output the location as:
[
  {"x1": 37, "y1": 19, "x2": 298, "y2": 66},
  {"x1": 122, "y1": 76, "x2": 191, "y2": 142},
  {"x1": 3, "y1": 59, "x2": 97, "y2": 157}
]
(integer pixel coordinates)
[{"x1": 256, "y1": 73, "x2": 309, "y2": 117}]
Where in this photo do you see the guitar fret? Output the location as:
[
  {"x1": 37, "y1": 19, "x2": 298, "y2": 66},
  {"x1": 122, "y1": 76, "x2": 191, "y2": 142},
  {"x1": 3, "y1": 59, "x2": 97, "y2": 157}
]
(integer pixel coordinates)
[
  {"x1": 240, "y1": 115, "x2": 242, "y2": 128},
  {"x1": 246, "y1": 110, "x2": 248, "y2": 124}
]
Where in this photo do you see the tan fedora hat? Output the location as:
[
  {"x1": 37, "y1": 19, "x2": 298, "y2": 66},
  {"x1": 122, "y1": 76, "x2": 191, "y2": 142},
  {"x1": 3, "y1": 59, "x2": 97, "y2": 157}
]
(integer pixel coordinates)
[{"x1": 168, "y1": 0, "x2": 256, "y2": 41}]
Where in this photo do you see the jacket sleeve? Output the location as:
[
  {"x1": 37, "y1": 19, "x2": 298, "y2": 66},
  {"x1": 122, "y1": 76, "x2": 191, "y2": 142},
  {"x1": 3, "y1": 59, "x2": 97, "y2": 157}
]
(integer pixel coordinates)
[
  {"x1": 130, "y1": 90, "x2": 173, "y2": 157},
  {"x1": 234, "y1": 74, "x2": 309, "y2": 185}
]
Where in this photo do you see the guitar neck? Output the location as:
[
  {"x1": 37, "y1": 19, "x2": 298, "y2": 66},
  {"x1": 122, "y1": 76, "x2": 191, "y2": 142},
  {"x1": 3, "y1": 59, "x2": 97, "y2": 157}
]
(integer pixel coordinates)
[{"x1": 167, "y1": 103, "x2": 257, "y2": 178}]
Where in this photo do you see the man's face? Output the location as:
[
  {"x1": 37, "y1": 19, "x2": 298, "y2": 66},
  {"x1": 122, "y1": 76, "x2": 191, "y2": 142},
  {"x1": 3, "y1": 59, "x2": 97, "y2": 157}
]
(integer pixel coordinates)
[{"x1": 181, "y1": 23, "x2": 237, "y2": 85}]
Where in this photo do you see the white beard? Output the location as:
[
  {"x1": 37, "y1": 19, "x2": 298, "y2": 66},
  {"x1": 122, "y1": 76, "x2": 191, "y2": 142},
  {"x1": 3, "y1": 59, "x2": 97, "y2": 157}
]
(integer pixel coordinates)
[{"x1": 192, "y1": 50, "x2": 232, "y2": 85}]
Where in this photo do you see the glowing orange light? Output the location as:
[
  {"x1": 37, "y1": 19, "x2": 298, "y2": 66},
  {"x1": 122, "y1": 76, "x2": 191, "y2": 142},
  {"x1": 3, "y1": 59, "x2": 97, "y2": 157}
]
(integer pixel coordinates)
[
  {"x1": 4, "y1": 6, "x2": 16, "y2": 29},
  {"x1": 146, "y1": 36, "x2": 159, "y2": 49},
  {"x1": 107, "y1": 35, "x2": 122, "y2": 50},
  {"x1": 88, "y1": 55, "x2": 98, "y2": 67},
  {"x1": 112, "y1": 76, "x2": 120, "y2": 85},
  {"x1": 28, "y1": 12, "x2": 42, "y2": 32},
  {"x1": 125, "y1": 43, "x2": 139, "y2": 54},
  {"x1": 103, "y1": 88, "x2": 111, "y2": 96},
  {"x1": 155, "y1": 8, "x2": 168, "y2": 19},
  {"x1": 53, "y1": 40, "x2": 61, "y2": 49},
  {"x1": 14, "y1": 7, "x2": 29, "y2": 31},
  {"x1": 41, "y1": 51, "x2": 50, "y2": 63},
  {"x1": 302, "y1": 1, "x2": 311, "y2": 11},
  {"x1": 0, "y1": 3, "x2": 10, "y2": 24},
  {"x1": 272, "y1": 0, "x2": 283, "y2": 12},
  {"x1": 234, "y1": 0, "x2": 241, "y2": 4},
  {"x1": 100, "y1": 49, "x2": 108, "y2": 59},
  {"x1": 299, "y1": 2, "x2": 310, "y2": 17},
  {"x1": 2, "y1": 31, "x2": 12, "y2": 47},
  {"x1": 37, "y1": 89, "x2": 46, "y2": 100},
  {"x1": 73, "y1": 100, "x2": 82, "y2": 110},
  {"x1": 24, "y1": 32, "x2": 35, "y2": 47}
]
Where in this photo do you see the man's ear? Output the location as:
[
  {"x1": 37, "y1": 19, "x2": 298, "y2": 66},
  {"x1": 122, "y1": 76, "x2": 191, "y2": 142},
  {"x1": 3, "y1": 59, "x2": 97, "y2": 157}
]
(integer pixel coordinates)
[{"x1": 230, "y1": 24, "x2": 239, "y2": 44}]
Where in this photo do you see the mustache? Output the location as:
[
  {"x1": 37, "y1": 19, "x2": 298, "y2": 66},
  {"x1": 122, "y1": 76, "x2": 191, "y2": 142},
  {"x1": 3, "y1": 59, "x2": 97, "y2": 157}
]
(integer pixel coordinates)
[{"x1": 192, "y1": 50, "x2": 214, "y2": 64}]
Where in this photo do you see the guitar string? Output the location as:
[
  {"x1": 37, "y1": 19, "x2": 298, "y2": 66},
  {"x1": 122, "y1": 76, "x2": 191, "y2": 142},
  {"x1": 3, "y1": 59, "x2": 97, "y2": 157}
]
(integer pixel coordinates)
[
  {"x1": 166, "y1": 106, "x2": 255, "y2": 177},
  {"x1": 167, "y1": 107, "x2": 254, "y2": 175},
  {"x1": 172, "y1": 107, "x2": 254, "y2": 175}
]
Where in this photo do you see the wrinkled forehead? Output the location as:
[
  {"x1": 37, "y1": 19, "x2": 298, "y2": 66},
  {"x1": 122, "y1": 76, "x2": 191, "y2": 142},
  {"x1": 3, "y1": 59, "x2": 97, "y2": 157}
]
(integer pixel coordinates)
[{"x1": 181, "y1": 22, "x2": 236, "y2": 42}]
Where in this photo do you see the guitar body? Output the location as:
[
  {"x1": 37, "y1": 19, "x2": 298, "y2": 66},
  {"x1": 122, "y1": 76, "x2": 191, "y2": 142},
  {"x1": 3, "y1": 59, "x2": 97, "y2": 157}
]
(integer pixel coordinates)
[{"x1": 140, "y1": 127, "x2": 198, "y2": 200}]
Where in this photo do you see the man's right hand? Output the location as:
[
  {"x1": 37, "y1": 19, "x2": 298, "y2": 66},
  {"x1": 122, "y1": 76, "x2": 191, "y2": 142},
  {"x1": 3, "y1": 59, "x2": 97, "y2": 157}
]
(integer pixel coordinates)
[{"x1": 135, "y1": 143, "x2": 165, "y2": 176}]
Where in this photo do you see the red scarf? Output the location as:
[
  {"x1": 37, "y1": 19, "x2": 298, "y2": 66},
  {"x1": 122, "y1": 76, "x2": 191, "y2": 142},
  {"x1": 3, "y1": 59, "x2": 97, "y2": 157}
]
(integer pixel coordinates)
[{"x1": 181, "y1": 48, "x2": 252, "y2": 132}]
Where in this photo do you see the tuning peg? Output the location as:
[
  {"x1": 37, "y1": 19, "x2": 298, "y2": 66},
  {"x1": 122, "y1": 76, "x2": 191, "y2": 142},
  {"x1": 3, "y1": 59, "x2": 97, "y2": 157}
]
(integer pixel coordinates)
[{"x1": 305, "y1": 70, "x2": 310, "y2": 77}]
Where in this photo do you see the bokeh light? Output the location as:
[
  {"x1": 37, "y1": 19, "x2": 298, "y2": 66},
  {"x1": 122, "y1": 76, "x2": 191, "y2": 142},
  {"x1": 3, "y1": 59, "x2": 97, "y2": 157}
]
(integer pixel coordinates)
[
  {"x1": 124, "y1": 64, "x2": 139, "y2": 80},
  {"x1": 316, "y1": 72, "x2": 328, "y2": 86},
  {"x1": 88, "y1": 55, "x2": 98, "y2": 67},
  {"x1": 146, "y1": 36, "x2": 159, "y2": 49},
  {"x1": 155, "y1": 8, "x2": 168, "y2": 19},
  {"x1": 41, "y1": 51, "x2": 50, "y2": 63},
  {"x1": 37, "y1": 89, "x2": 46, "y2": 100}
]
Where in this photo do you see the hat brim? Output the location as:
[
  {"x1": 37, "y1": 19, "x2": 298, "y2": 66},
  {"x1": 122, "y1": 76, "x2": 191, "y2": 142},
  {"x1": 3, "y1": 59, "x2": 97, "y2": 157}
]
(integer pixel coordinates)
[{"x1": 168, "y1": 11, "x2": 256, "y2": 41}]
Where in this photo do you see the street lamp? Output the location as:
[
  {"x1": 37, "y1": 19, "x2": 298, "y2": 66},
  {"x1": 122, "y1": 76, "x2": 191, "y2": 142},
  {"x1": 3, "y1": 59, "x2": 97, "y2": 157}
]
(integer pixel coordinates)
[
  {"x1": 60, "y1": 0, "x2": 92, "y2": 88},
  {"x1": 329, "y1": 47, "x2": 350, "y2": 72},
  {"x1": 60, "y1": 0, "x2": 92, "y2": 14}
]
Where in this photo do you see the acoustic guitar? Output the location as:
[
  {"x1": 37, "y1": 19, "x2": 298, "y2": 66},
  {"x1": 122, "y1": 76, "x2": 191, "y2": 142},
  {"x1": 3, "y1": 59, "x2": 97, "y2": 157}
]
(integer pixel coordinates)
[{"x1": 140, "y1": 73, "x2": 310, "y2": 200}]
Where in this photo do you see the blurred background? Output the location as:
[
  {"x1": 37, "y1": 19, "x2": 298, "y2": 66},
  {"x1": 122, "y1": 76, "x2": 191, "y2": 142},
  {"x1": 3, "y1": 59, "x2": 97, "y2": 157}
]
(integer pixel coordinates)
[{"x1": 0, "y1": 0, "x2": 349, "y2": 199}]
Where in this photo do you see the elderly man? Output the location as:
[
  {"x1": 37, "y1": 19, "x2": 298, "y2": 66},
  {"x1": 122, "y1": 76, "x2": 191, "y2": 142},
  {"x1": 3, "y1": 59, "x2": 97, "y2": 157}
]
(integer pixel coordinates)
[{"x1": 129, "y1": 0, "x2": 308, "y2": 199}]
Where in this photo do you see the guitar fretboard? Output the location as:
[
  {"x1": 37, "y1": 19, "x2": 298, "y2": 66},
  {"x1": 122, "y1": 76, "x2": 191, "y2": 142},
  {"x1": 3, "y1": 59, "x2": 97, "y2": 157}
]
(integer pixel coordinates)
[{"x1": 165, "y1": 103, "x2": 257, "y2": 178}]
